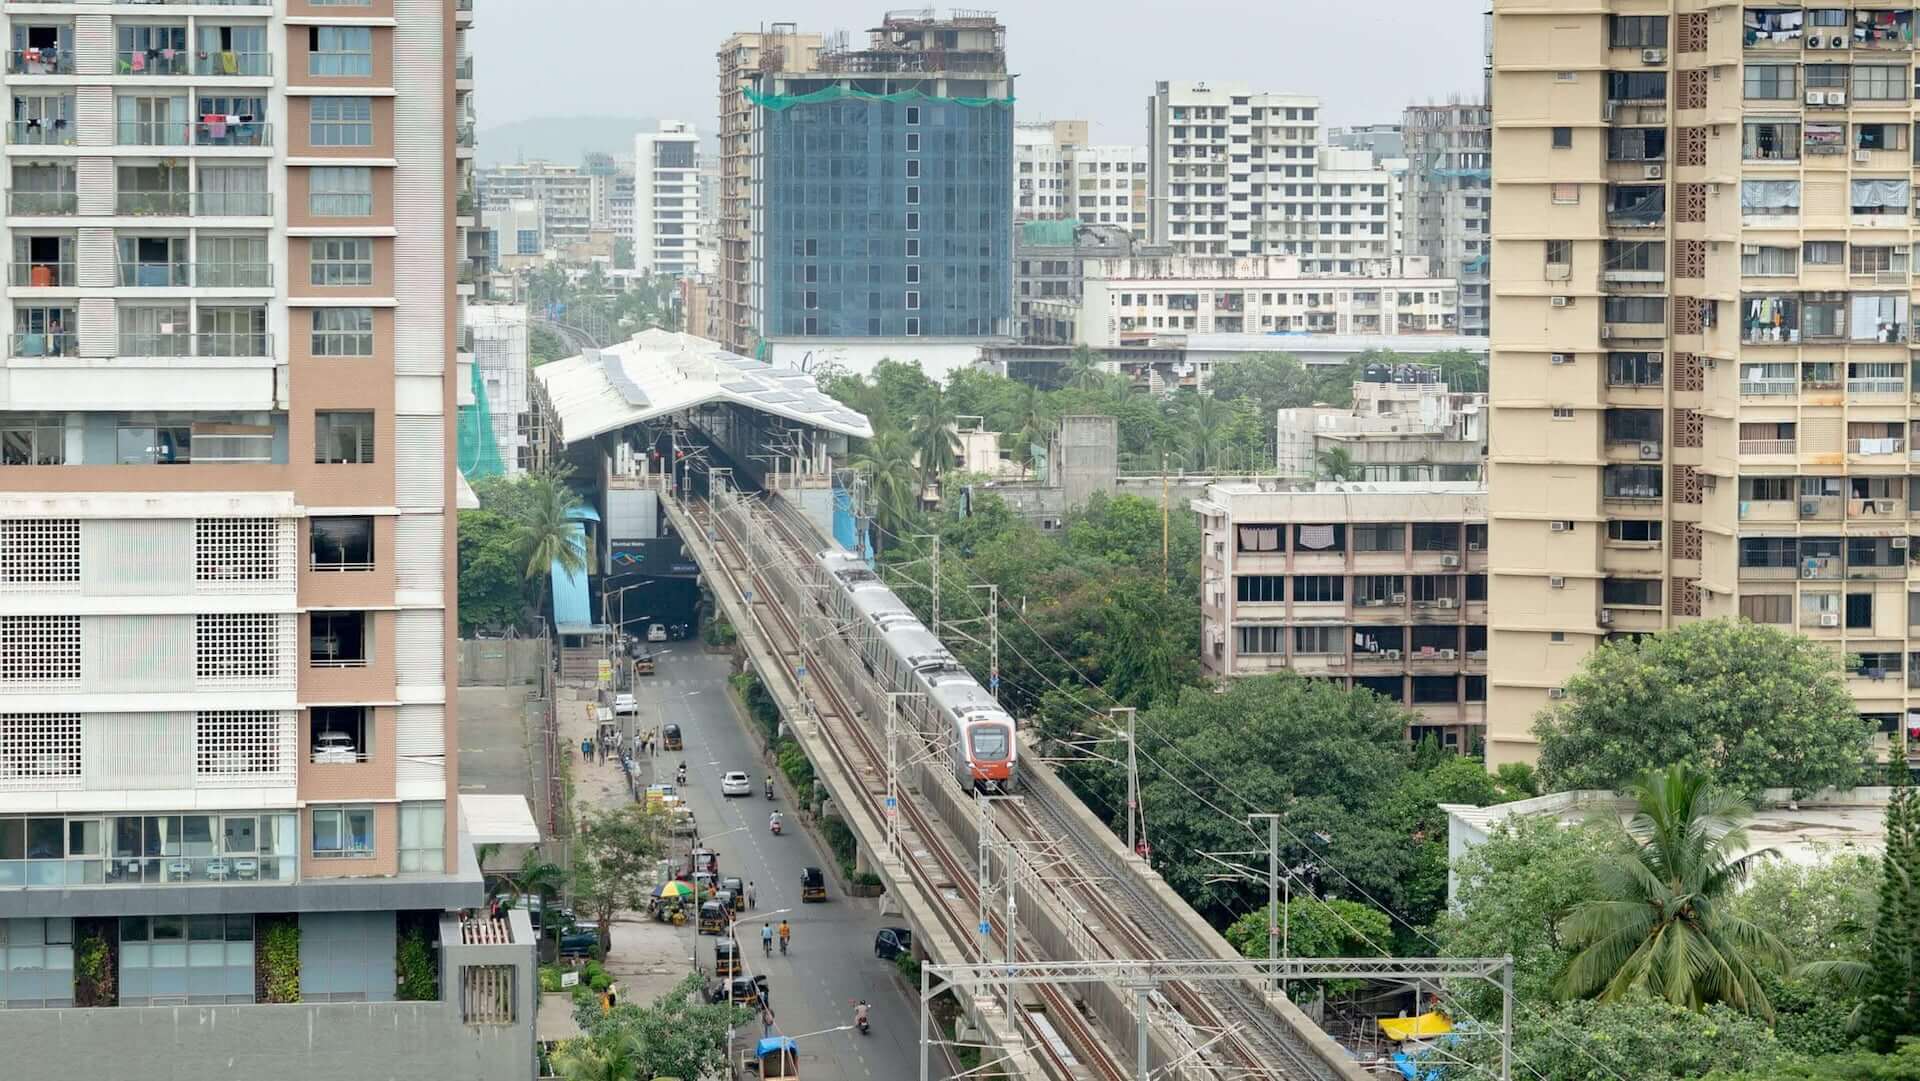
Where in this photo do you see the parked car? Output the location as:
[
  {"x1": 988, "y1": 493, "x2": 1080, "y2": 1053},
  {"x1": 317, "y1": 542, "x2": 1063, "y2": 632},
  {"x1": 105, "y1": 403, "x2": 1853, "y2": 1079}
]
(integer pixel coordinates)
[
  {"x1": 721, "y1": 770, "x2": 752, "y2": 797},
  {"x1": 613, "y1": 693, "x2": 638, "y2": 715},
  {"x1": 874, "y1": 926, "x2": 914, "y2": 961},
  {"x1": 311, "y1": 730, "x2": 358, "y2": 764},
  {"x1": 647, "y1": 623, "x2": 669, "y2": 642},
  {"x1": 558, "y1": 924, "x2": 605, "y2": 958}
]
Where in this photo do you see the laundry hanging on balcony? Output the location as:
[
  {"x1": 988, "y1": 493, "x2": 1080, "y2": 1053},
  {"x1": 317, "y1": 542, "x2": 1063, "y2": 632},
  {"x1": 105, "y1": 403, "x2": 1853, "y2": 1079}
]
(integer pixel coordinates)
[{"x1": 1296, "y1": 525, "x2": 1337, "y2": 550}]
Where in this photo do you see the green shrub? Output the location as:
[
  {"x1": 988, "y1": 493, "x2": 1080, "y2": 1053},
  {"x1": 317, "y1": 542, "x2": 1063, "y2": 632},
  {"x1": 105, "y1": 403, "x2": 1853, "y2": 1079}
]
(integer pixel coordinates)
[
  {"x1": 895, "y1": 952, "x2": 921, "y2": 985},
  {"x1": 538, "y1": 966, "x2": 564, "y2": 993},
  {"x1": 395, "y1": 929, "x2": 437, "y2": 1001},
  {"x1": 851, "y1": 870, "x2": 883, "y2": 889},
  {"x1": 704, "y1": 620, "x2": 737, "y2": 647},
  {"x1": 74, "y1": 932, "x2": 114, "y2": 1007},
  {"x1": 261, "y1": 919, "x2": 301, "y2": 1003},
  {"x1": 777, "y1": 740, "x2": 814, "y2": 790}
]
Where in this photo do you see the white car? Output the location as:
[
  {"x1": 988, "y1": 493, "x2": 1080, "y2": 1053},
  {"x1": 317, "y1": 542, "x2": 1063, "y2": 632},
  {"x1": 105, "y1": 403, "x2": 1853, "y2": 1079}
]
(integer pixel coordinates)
[
  {"x1": 613, "y1": 693, "x2": 638, "y2": 715},
  {"x1": 647, "y1": 623, "x2": 668, "y2": 643},
  {"x1": 720, "y1": 771, "x2": 752, "y2": 797},
  {"x1": 311, "y1": 731, "x2": 358, "y2": 764}
]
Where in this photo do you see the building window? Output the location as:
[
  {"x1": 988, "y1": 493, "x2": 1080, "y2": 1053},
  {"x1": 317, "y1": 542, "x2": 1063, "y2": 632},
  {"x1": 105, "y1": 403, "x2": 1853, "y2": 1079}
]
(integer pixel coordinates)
[
  {"x1": 311, "y1": 517, "x2": 373, "y2": 571},
  {"x1": 905, "y1": 238, "x2": 920, "y2": 258},
  {"x1": 1742, "y1": 65, "x2": 1797, "y2": 100},
  {"x1": 1236, "y1": 626, "x2": 1285, "y2": 654},
  {"x1": 1292, "y1": 575, "x2": 1344, "y2": 603},
  {"x1": 0, "y1": 713, "x2": 81, "y2": 788},
  {"x1": 195, "y1": 710, "x2": 287, "y2": 778},
  {"x1": 1551, "y1": 126, "x2": 1572, "y2": 149},
  {"x1": 308, "y1": 26, "x2": 373, "y2": 78},
  {"x1": 315, "y1": 411, "x2": 374, "y2": 464},
  {"x1": 308, "y1": 166, "x2": 373, "y2": 217},
  {"x1": 1602, "y1": 578, "x2": 1662, "y2": 606},
  {"x1": 905, "y1": 106, "x2": 920, "y2": 125},
  {"x1": 905, "y1": 185, "x2": 920, "y2": 205},
  {"x1": 1235, "y1": 575, "x2": 1284, "y2": 603},
  {"x1": 1545, "y1": 239, "x2": 1570, "y2": 267},
  {"x1": 0, "y1": 617, "x2": 80, "y2": 685},
  {"x1": 1607, "y1": 520, "x2": 1662, "y2": 543},
  {"x1": 1608, "y1": 14, "x2": 1668, "y2": 47},
  {"x1": 905, "y1": 159, "x2": 920, "y2": 179},
  {"x1": 1293, "y1": 625, "x2": 1344, "y2": 654},
  {"x1": 195, "y1": 613, "x2": 282, "y2": 683},
  {"x1": 310, "y1": 611, "x2": 368, "y2": 667},
  {"x1": 905, "y1": 291, "x2": 921, "y2": 311},
  {"x1": 195, "y1": 518, "x2": 282, "y2": 584},
  {"x1": 1738, "y1": 594, "x2": 1792, "y2": 624},
  {"x1": 311, "y1": 806, "x2": 375, "y2": 858},
  {"x1": 905, "y1": 131, "x2": 920, "y2": 151},
  {"x1": 311, "y1": 307, "x2": 373, "y2": 357},
  {"x1": 398, "y1": 802, "x2": 444, "y2": 873},
  {"x1": 905, "y1": 212, "x2": 920, "y2": 231},
  {"x1": 905, "y1": 317, "x2": 921, "y2": 336},
  {"x1": 516, "y1": 229, "x2": 539, "y2": 255},
  {"x1": 117, "y1": 915, "x2": 252, "y2": 1007},
  {"x1": 310, "y1": 705, "x2": 370, "y2": 764},
  {"x1": 309, "y1": 96, "x2": 372, "y2": 146},
  {"x1": 1550, "y1": 182, "x2": 1579, "y2": 205},
  {"x1": 1855, "y1": 65, "x2": 1908, "y2": 101},
  {"x1": 310, "y1": 238, "x2": 373, "y2": 286}
]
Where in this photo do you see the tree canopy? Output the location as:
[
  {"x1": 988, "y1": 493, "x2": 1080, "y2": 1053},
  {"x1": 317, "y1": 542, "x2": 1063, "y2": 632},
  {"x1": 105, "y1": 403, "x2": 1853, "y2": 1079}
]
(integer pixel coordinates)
[
  {"x1": 556, "y1": 973, "x2": 747, "y2": 1081},
  {"x1": 1534, "y1": 619, "x2": 1870, "y2": 795},
  {"x1": 572, "y1": 804, "x2": 672, "y2": 944}
]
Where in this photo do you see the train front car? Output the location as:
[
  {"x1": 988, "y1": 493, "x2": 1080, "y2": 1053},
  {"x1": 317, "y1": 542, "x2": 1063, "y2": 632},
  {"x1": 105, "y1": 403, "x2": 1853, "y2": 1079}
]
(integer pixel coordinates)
[{"x1": 926, "y1": 677, "x2": 1017, "y2": 792}]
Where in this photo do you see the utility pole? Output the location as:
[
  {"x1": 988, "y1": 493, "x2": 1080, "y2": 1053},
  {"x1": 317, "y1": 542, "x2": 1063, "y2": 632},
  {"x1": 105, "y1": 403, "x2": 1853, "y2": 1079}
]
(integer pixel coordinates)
[
  {"x1": 1160, "y1": 452, "x2": 1170, "y2": 589},
  {"x1": 929, "y1": 533, "x2": 941, "y2": 641},
  {"x1": 985, "y1": 583, "x2": 999, "y2": 697},
  {"x1": 886, "y1": 692, "x2": 904, "y2": 860},
  {"x1": 1135, "y1": 985, "x2": 1152, "y2": 1080},
  {"x1": 1248, "y1": 813, "x2": 1285, "y2": 997},
  {"x1": 1112, "y1": 707, "x2": 1139, "y2": 858}
]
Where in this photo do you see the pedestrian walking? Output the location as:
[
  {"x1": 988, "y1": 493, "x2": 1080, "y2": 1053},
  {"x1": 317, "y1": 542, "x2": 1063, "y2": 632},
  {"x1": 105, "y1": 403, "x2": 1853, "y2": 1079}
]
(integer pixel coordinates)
[
  {"x1": 746, "y1": 880, "x2": 756, "y2": 909},
  {"x1": 760, "y1": 1005, "x2": 775, "y2": 1038},
  {"x1": 581, "y1": 736, "x2": 593, "y2": 760}
]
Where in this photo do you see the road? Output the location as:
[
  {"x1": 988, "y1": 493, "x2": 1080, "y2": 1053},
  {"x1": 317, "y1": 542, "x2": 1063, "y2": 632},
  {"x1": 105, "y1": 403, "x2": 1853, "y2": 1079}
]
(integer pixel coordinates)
[{"x1": 640, "y1": 646, "x2": 936, "y2": 1080}]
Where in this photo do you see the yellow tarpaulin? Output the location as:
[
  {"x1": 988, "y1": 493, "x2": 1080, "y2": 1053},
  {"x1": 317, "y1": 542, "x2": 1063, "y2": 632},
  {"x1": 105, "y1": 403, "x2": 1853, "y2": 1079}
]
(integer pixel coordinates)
[{"x1": 1378, "y1": 1012, "x2": 1454, "y2": 1041}]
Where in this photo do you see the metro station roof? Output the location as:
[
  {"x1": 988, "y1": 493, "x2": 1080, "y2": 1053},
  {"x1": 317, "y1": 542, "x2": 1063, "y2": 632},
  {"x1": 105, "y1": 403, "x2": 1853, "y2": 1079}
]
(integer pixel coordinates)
[{"x1": 533, "y1": 328, "x2": 874, "y2": 445}]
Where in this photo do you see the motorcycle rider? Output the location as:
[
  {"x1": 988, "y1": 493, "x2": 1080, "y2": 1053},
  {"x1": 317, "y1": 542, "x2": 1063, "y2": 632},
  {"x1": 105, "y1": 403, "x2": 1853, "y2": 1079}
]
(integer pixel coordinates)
[
  {"x1": 768, "y1": 809, "x2": 784, "y2": 834},
  {"x1": 854, "y1": 999, "x2": 871, "y2": 1034},
  {"x1": 764, "y1": 774, "x2": 775, "y2": 799}
]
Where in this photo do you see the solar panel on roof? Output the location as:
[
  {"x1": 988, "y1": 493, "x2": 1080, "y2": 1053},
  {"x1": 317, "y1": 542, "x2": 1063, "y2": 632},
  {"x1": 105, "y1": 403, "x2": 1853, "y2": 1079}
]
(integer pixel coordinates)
[{"x1": 601, "y1": 355, "x2": 650, "y2": 407}]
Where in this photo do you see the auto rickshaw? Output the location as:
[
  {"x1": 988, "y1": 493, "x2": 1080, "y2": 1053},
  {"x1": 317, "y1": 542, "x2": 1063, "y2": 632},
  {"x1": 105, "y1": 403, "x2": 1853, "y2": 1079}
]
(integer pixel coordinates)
[
  {"x1": 800, "y1": 866, "x2": 826, "y2": 903},
  {"x1": 740, "y1": 1036, "x2": 799, "y2": 1080},
  {"x1": 663, "y1": 722, "x2": 683, "y2": 751},
  {"x1": 721, "y1": 876, "x2": 746, "y2": 913},
  {"x1": 698, "y1": 898, "x2": 729, "y2": 935},
  {"x1": 714, "y1": 936, "x2": 741, "y2": 977},
  {"x1": 688, "y1": 848, "x2": 719, "y2": 877}
]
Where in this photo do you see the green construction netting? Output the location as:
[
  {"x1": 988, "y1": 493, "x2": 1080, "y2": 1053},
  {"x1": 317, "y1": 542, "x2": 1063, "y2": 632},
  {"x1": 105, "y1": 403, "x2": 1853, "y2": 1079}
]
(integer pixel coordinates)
[
  {"x1": 744, "y1": 86, "x2": 1015, "y2": 111},
  {"x1": 457, "y1": 360, "x2": 505, "y2": 480},
  {"x1": 1020, "y1": 219, "x2": 1082, "y2": 246}
]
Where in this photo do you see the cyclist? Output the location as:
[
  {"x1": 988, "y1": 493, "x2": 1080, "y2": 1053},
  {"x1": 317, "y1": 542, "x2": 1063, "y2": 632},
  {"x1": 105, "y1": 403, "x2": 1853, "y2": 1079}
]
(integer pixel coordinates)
[
  {"x1": 777, "y1": 919, "x2": 791, "y2": 955},
  {"x1": 760, "y1": 922, "x2": 773, "y2": 957}
]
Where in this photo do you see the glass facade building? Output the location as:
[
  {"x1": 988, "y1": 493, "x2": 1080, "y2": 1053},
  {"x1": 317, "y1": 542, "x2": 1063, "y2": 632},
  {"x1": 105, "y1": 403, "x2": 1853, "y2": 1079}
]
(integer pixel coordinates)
[{"x1": 761, "y1": 91, "x2": 1013, "y2": 339}]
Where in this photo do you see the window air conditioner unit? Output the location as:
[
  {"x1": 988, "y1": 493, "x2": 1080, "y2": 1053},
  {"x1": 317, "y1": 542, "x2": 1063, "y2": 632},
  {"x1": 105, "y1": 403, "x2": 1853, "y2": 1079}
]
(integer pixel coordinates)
[
  {"x1": 1876, "y1": 499, "x2": 1897, "y2": 513},
  {"x1": 1895, "y1": 537, "x2": 1910, "y2": 548},
  {"x1": 1551, "y1": 295, "x2": 1570, "y2": 308},
  {"x1": 1600, "y1": 325, "x2": 1614, "y2": 338},
  {"x1": 1641, "y1": 48, "x2": 1665, "y2": 64},
  {"x1": 1820, "y1": 612, "x2": 1841, "y2": 627},
  {"x1": 1440, "y1": 648, "x2": 1458, "y2": 659},
  {"x1": 1551, "y1": 520, "x2": 1571, "y2": 533},
  {"x1": 1438, "y1": 597, "x2": 1458, "y2": 610},
  {"x1": 1828, "y1": 90, "x2": 1846, "y2": 105},
  {"x1": 1551, "y1": 352, "x2": 1573, "y2": 365},
  {"x1": 1807, "y1": 34, "x2": 1824, "y2": 48},
  {"x1": 1469, "y1": 541, "x2": 1484, "y2": 551},
  {"x1": 1384, "y1": 649, "x2": 1401, "y2": 660},
  {"x1": 1441, "y1": 554, "x2": 1461, "y2": 567},
  {"x1": 1643, "y1": 164, "x2": 1664, "y2": 179},
  {"x1": 1806, "y1": 91, "x2": 1826, "y2": 105},
  {"x1": 1856, "y1": 149, "x2": 1873, "y2": 164},
  {"x1": 1548, "y1": 687, "x2": 1569, "y2": 699},
  {"x1": 1598, "y1": 608, "x2": 1614, "y2": 625},
  {"x1": 1639, "y1": 441, "x2": 1661, "y2": 460},
  {"x1": 1801, "y1": 499, "x2": 1822, "y2": 517},
  {"x1": 1550, "y1": 575, "x2": 1568, "y2": 589},
  {"x1": 1390, "y1": 592, "x2": 1408, "y2": 604},
  {"x1": 1832, "y1": 35, "x2": 1849, "y2": 49}
]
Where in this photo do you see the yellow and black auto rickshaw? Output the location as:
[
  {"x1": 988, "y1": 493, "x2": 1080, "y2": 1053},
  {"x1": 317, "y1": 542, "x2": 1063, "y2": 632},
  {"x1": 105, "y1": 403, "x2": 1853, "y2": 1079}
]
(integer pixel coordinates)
[
  {"x1": 721, "y1": 876, "x2": 746, "y2": 913},
  {"x1": 714, "y1": 936, "x2": 740, "y2": 977},
  {"x1": 662, "y1": 723, "x2": 683, "y2": 751},
  {"x1": 698, "y1": 899, "x2": 729, "y2": 935},
  {"x1": 800, "y1": 866, "x2": 826, "y2": 903}
]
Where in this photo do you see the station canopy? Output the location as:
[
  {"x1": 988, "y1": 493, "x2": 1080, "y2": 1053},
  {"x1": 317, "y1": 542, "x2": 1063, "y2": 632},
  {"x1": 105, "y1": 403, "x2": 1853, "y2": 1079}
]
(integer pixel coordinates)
[{"x1": 533, "y1": 328, "x2": 873, "y2": 446}]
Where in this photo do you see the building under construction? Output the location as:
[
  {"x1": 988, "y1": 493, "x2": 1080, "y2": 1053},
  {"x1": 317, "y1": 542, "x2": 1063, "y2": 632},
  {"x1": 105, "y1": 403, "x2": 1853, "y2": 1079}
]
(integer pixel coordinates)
[
  {"x1": 1400, "y1": 98, "x2": 1491, "y2": 337},
  {"x1": 715, "y1": 10, "x2": 1014, "y2": 356}
]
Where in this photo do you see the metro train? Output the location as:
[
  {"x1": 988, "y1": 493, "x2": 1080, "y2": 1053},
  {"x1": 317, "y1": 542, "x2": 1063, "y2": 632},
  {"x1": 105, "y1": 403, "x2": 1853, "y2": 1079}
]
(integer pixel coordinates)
[{"x1": 814, "y1": 549, "x2": 1017, "y2": 792}]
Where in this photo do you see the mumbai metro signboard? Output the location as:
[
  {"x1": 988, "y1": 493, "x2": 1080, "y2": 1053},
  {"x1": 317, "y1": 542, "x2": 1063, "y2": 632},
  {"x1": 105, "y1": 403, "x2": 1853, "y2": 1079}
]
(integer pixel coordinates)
[{"x1": 610, "y1": 539, "x2": 700, "y2": 578}]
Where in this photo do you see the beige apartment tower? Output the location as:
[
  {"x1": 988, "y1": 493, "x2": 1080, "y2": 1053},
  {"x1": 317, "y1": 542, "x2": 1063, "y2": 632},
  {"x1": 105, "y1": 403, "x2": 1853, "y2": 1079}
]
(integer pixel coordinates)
[{"x1": 1490, "y1": 2, "x2": 1920, "y2": 765}]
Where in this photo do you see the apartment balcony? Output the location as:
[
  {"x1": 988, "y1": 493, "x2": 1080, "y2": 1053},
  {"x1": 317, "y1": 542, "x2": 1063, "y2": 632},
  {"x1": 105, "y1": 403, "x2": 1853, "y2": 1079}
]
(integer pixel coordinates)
[
  {"x1": 1847, "y1": 563, "x2": 1907, "y2": 581},
  {"x1": 455, "y1": 56, "x2": 474, "y2": 81},
  {"x1": 9, "y1": 332, "x2": 75, "y2": 357},
  {"x1": 1850, "y1": 497, "x2": 1907, "y2": 518},
  {"x1": 117, "y1": 331, "x2": 273, "y2": 359},
  {"x1": 193, "y1": 51, "x2": 272, "y2": 77},
  {"x1": 1799, "y1": 495, "x2": 1845, "y2": 522},
  {"x1": 1849, "y1": 437, "x2": 1906, "y2": 458},
  {"x1": 116, "y1": 261, "x2": 191, "y2": 288},
  {"x1": 1739, "y1": 438, "x2": 1797, "y2": 456},
  {"x1": 114, "y1": 262, "x2": 272, "y2": 289},
  {"x1": 115, "y1": 49, "x2": 190, "y2": 76},
  {"x1": 8, "y1": 120, "x2": 74, "y2": 147},
  {"x1": 1352, "y1": 650, "x2": 1404, "y2": 671},
  {"x1": 116, "y1": 121, "x2": 271, "y2": 149},
  {"x1": 6, "y1": 49, "x2": 73, "y2": 75},
  {"x1": 9, "y1": 261, "x2": 72, "y2": 288},
  {"x1": 194, "y1": 190, "x2": 272, "y2": 216},
  {"x1": 8, "y1": 191, "x2": 75, "y2": 216},
  {"x1": 1851, "y1": 376, "x2": 1909, "y2": 398}
]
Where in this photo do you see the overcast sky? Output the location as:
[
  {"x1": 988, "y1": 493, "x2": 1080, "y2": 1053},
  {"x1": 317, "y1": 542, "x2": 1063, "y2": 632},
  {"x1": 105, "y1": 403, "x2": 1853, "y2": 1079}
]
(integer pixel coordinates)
[{"x1": 473, "y1": 0, "x2": 1485, "y2": 146}]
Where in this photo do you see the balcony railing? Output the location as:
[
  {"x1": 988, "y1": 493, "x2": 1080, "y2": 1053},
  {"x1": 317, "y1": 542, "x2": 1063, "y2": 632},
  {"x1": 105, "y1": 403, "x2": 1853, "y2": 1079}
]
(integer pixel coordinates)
[
  {"x1": 116, "y1": 121, "x2": 271, "y2": 148},
  {"x1": 115, "y1": 51, "x2": 191, "y2": 76},
  {"x1": 455, "y1": 56, "x2": 474, "y2": 80},
  {"x1": 118, "y1": 331, "x2": 272, "y2": 358},
  {"x1": 8, "y1": 191, "x2": 76, "y2": 216},
  {"x1": 116, "y1": 191, "x2": 190, "y2": 216},
  {"x1": 7, "y1": 49, "x2": 73, "y2": 75},
  {"x1": 10, "y1": 262, "x2": 73, "y2": 287},
  {"x1": 1740, "y1": 378, "x2": 1797, "y2": 396},
  {"x1": 193, "y1": 51, "x2": 272, "y2": 77},
  {"x1": 194, "y1": 261, "x2": 272, "y2": 288},
  {"x1": 1739, "y1": 438, "x2": 1797, "y2": 454},
  {"x1": 194, "y1": 190, "x2": 272, "y2": 216},
  {"x1": 10, "y1": 332, "x2": 75, "y2": 357},
  {"x1": 1851, "y1": 377, "x2": 1907, "y2": 395},
  {"x1": 8, "y1": 120, "x2": 74, "y2": 146},
  {"x1": 1850, "y1": 437, "x2": 1907, "y2": 455},
  {"x1": 117, "y1": 261, "x2": 191, "y2": 288},
  {"x1": 456, "y1": 122, "x2": 476, "y2": 148}
]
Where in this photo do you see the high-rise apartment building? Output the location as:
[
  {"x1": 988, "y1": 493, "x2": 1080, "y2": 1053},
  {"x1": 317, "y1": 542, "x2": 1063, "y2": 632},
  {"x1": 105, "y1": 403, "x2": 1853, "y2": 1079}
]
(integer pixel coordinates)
[
  {"x1": 1402, "y1": 99, "x2": 1492, "y2": 336},
  {"x1": 1488, "y1": 3, "x2": 1920, "y2": 764},
  {"x1": 1015, "y1": 120, "x2": 1077, "y2": 221},
  {"x1": 1016, "y1": 121, "x2": 1148, "y2": 234},
  {"x1": 632, "y1": 121, "x2": 702, "y2": 277},
  {"x1": 716, "y1": 24, "x2": 821, "y2": 354},
  {"x1": 0, "y1": 0, "x2": 531, "y2": 1071},
  {"x1": 1146, "y1": 81, "x2": 1322, "y2": 258},
  {"x1": 1312, "y1": 146, "x2": 1408, "y2": 269},
  {"x1": 738, "y1": 10, "x2": 1014, "y2": 344},
  {"x1": 477, "y1": 159, "x2": 592, "y2": 246}
]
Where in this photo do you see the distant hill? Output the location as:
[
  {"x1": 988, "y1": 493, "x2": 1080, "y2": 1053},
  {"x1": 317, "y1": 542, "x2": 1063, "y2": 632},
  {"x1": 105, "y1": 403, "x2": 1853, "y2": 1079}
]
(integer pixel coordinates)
[{"x1": 476, "y1": 116, "x2": 657, "y2": 167}]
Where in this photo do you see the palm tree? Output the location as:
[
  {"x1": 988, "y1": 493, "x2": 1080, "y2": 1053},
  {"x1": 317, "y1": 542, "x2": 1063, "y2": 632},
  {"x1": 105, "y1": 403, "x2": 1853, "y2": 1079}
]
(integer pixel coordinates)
[
  {"x1": 1316, "y1": 447, "x2": 1361, "y2": 482},
  {"x1": 996, "y1": 382, "x2": 1053, "y2": 478},
  {"x1": 550, "y1": 1034, "x2": 639, "y2": 1081},
  {"x1": 908, "y1": 387, "x2": 962, "y2": 495},
  {"x1": 1182, "y1": 394, "x2": 1228, "y2": 471},
  {"x1": 1555, "y1": 764, "x2": 1792, "y2": 1017},
  {"x1": 1063, "y1": 344, "x2": 1108, "y2": 391},
  {"x1": 852, "y1": 429, "x2": 919, "y2": 549},
  {"x1": 514, "y1": 470, "x2": 587, "y2": 583}
]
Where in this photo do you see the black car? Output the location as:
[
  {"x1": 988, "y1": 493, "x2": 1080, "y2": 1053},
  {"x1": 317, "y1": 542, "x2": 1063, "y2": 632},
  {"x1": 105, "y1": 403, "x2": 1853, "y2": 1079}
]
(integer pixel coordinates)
[
  {"x1": 874, "y1": 926, "x2": 913, "y2": 961},
  {"x1": 558, "y1": 924, "x2": 606, "y2": 958},
  {"x1": 708, "y1": 973, "x2": 769, "y2": 1007}
]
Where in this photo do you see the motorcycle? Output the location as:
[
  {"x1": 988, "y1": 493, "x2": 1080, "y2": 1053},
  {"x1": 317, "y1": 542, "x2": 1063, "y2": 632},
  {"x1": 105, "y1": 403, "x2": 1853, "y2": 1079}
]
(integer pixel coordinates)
[
  {"x1": 855, "y1": 1001, "x2": 871, "y2": 1036},
  {"x1": 764, "y1": 781, "x2": 775, "y2": 800},
  {"x1": 769, "y1": 814, "x2": 784, "y2": 836},
  {"x1": 676, "y1": 763, "x2": 689, "y2": 785}
]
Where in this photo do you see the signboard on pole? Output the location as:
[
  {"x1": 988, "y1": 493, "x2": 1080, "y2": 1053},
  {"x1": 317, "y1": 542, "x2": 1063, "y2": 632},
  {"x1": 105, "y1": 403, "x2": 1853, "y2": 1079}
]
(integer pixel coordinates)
[{"x1": 597, "y1": 660, "x2": 613, "y2": 688}]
